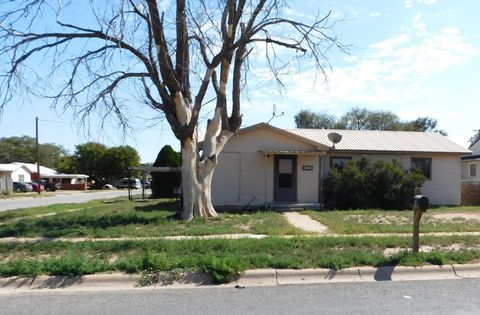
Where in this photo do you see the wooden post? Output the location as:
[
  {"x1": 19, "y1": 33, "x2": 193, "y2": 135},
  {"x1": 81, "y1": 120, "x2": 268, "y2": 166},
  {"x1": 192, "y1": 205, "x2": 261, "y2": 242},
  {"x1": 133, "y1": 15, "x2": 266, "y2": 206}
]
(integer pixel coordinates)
[
  {"x1": 412, "y1": 187, "x2": 427, "y2": 254},
  {"x1": 412, "y1": 209, "x2": 423, "y2": 253}
]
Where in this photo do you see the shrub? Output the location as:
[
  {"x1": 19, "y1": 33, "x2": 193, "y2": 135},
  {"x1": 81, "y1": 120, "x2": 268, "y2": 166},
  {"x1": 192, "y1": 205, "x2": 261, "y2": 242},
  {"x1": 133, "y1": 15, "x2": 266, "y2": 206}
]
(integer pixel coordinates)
[
  {"x1": 151, "y1": 145, "x2": 181, "y2": 198},
  {"x1": 324, "y1": 157, "x2": 425, "y2": 210}
]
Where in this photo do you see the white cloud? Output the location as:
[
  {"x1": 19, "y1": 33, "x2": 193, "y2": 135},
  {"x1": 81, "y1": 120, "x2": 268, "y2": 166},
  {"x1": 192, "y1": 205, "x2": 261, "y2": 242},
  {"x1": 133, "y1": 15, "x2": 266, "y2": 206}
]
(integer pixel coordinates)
[
  {"x1": 404, "y1": 0, "x2": 437, "y2": 9},
  {"x1": 412, "y1": 12, "x2": 428, "y2": 37},
  {"x1": 271, "y1": 27, "x2": 477, "y2": 113},
  {"x1": 369, "y1": 12, "x2": 382, "y2": 17}
]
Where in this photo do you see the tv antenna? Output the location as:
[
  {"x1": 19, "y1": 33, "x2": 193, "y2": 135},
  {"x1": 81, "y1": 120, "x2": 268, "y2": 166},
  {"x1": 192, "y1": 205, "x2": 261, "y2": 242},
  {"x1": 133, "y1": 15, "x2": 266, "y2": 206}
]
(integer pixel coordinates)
[
  {"x1": 266, "y1": 104, "x2": 284, "y2": 124},
  {"x1": 328, "y1": 132, "x2": 342, "y2": 150}
]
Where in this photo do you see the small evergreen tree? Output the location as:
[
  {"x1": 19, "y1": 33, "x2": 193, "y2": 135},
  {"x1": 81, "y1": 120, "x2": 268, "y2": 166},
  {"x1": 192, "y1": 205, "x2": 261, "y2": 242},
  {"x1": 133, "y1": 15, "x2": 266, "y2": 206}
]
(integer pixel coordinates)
[{"x1": 151, "y1": 145, "x2": 181, "y2": 198}]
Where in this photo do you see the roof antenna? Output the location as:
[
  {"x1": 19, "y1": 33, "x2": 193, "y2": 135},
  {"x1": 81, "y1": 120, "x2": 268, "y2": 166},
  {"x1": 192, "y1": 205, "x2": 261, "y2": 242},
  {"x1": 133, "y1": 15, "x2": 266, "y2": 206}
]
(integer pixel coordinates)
[{"x1": 266, "y1": 104, "x2": 284, "y2": 124}]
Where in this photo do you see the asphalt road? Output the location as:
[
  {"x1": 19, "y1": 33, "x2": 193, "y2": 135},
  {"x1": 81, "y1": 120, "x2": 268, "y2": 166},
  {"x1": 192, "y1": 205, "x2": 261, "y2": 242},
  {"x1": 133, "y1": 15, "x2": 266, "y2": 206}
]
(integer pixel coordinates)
[
  {"x1": 1, "y1": 279, "x2": 479, "y2": 315},
  {"x1": 0, "y1": 190, "x2": 147, "y2": 212}
]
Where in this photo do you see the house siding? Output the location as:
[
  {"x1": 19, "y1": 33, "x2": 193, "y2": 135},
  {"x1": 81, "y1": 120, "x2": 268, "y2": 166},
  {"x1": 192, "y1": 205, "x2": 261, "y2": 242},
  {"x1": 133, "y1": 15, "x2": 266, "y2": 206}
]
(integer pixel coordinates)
[
  {"x1": 213, "y1": 125, "x2": 464, "y2": 208},
  {"x1": 11, "y1": 168, "x2": 31, "y2": 183},
  {"x1": 212, "y1": 128, "x2": 317, "y2": 206}
]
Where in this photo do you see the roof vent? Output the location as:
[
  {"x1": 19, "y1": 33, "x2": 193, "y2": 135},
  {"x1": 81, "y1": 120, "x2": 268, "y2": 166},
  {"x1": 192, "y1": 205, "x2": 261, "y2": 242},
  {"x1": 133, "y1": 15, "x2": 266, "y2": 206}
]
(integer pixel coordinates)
[{"x1": 328, "y1": 132, "x2": 342, "y2": 149}]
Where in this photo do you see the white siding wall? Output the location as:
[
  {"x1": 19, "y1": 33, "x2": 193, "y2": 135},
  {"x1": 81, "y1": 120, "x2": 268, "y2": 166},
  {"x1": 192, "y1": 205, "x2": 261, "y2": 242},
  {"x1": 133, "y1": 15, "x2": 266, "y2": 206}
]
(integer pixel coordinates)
[
  {"x1": 11, "y1": 168, "x2": 31, "y2": 183},
  {"x1": 322, "y1": 153, "x2": 462, "y2": 206},
  {"x1": 212, "y1": 128, "x2": 317, "y2": 206},
  {"x1": 461, "y1": 161, "x2": 480, "y2": 181}
]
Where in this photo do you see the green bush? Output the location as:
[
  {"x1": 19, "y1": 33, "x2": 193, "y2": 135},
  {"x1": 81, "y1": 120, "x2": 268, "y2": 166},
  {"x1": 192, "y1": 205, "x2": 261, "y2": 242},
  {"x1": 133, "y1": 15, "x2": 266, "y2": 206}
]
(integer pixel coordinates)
[
  {"x1": 151, "y1": 145, "x2": 181, "y2": 198},
  {"x1": 324, "y1": 157, "x2": 425, "y2": 210}
]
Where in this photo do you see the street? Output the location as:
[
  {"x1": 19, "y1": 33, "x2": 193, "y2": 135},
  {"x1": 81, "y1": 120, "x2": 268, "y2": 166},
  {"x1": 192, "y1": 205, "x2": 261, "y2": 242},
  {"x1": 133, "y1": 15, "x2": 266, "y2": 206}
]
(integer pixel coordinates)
[
  {"x1": 0, "y1": 190, "x2": 142, "y2": 212},
  {"x1": 1, "y1": 279, "x2": 479, "y2": 315}
]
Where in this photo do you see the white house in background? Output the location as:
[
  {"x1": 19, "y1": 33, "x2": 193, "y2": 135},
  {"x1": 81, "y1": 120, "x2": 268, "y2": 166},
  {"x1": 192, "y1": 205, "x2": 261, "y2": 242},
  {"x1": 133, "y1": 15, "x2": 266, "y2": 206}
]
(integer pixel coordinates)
[
  {"x1": 0, "y1": 163, "x2": 31, "y2": 193},
  {"x1": 9, "y1": 162, "x2": 89, "y2": 190},
  {"x1": 461, "y1": 138, "x2": 480, "y2": 181},
  {"x1": 211, "y1": 123, "x2": 471, "y2": 208}
]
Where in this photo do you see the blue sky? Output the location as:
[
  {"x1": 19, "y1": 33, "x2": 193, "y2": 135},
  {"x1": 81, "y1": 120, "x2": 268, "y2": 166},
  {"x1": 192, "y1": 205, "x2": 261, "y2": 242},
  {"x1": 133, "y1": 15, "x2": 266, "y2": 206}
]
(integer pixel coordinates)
[{"x1": 0, "y1": 0, "x2": 478, "y2": 163}]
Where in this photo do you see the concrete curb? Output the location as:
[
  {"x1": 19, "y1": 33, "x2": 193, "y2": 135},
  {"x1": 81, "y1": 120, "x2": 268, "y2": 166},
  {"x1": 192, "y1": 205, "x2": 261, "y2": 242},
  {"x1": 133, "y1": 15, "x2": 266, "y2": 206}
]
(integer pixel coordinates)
[{"x1": 1, "y1": 263, "x2": 480, "y2": 294}]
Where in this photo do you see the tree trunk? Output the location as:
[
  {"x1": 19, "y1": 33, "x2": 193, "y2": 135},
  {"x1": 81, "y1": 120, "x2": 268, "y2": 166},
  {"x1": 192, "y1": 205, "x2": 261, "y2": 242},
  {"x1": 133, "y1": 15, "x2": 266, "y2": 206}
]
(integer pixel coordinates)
[{"x1": 180, "y1": 137, "x2": 218, "y2": 220}]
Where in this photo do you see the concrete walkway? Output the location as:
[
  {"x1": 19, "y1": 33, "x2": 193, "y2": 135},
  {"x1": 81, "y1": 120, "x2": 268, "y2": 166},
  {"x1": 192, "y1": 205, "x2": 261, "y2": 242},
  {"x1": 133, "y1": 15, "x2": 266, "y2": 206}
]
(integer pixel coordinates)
[
  {"x1": 283, "y1": 212, "x2": 329, "y2": 233},
  {"x1": 2, "y1": 231, "x2": 480, "y2": 244}
]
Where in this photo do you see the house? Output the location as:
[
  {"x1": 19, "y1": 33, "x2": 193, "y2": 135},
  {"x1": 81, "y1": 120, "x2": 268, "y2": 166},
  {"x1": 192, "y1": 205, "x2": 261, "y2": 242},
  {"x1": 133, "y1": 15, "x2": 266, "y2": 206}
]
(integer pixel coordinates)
[
  {"x1": 461, "y1": 137, "x2": 480, "y2": 205},
  {"x1": 461, "y1": 138, "x2": 480, "y2": 181},
  {"x1": 211, "y1": 123, "x2": 471, "y2": 208},
  {"x1": 9, "y1": 162, "x2": 89, "y2": 190},
  {"x1": 0, "y1": 163, "x2": 30, "y2": 193}
]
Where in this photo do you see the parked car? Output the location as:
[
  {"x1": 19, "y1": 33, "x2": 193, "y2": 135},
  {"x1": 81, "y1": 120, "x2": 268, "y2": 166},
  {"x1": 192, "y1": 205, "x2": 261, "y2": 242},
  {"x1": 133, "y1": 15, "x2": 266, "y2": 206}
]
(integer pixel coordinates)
[
  {"x1": 27, "y1": 182, "x2": 45, "y2": 192},
  {"x1": 115, "y1": 178, "x2": 142, "y2": 189},
  {"x1": 36, "y1": 180, "x2": 57, "y2": 191},
  {"x1": 13, "y1": 182, "x2": 33, "y2": 193}
]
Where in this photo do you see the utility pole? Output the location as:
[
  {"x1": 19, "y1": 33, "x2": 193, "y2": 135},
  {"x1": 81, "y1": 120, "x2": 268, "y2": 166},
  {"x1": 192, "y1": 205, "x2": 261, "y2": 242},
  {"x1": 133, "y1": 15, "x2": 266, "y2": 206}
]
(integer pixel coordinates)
[{"x1": 36, "y1": 117, "x2": 41, "y2": 195}]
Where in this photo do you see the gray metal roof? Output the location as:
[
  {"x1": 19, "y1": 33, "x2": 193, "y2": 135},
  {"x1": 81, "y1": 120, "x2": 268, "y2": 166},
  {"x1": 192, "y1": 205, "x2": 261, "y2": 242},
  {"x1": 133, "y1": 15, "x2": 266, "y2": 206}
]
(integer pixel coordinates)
[{"x1": 285, "y1": 128, "x2": 471, "y2": 154}]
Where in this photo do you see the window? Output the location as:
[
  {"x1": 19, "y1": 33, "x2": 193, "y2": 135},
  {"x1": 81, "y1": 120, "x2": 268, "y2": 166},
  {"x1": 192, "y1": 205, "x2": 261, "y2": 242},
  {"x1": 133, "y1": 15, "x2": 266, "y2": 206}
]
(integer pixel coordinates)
[
  {"x1": 330, "y1": 157, "x2": 352, "y2": 170},
  {"x1": 411, "y1": 158, "x2": 432, "y2": 179},
  {"x1": 18, "y1": 174, "x2": 24, "y2": 183},
  {"x1": 470, "y1": 164, "x2": 477, "y2": 177}
]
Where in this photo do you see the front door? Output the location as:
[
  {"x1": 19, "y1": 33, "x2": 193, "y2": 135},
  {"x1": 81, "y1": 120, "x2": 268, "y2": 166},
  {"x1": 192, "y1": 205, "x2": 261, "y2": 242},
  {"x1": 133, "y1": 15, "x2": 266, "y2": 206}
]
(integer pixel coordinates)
[{"x1": 274, "y1": 155, "x2": 297, "y2": 202}]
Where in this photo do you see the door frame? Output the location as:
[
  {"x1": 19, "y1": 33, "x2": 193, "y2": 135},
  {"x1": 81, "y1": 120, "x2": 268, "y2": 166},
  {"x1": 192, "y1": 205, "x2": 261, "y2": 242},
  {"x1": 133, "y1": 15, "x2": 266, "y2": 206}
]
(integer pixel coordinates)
[{"x1": 273, "y1": 155, "x2": 297, "y2": 202}]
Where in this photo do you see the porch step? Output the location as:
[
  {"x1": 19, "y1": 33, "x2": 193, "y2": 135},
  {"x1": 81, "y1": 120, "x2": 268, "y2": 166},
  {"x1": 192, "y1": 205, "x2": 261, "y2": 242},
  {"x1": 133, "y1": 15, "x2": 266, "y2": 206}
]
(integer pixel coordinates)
[{"x1": 267, "y1": 202, "x2": 321, "y2": 211}]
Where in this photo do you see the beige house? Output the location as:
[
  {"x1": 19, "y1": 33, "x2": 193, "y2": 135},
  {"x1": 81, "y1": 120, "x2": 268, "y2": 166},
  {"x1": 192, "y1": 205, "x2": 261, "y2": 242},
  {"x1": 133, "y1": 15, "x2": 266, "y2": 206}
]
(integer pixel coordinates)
[{"x1": 211, "y1": 123, "x2": 471, "y2": 208}]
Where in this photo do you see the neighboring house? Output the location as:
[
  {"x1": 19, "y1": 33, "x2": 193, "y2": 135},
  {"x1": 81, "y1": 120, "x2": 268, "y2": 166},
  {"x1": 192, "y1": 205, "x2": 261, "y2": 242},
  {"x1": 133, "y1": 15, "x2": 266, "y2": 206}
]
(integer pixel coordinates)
[
  {"x1": 211, "y1": 123, "x2": 471, "y2": 208},
  {"x1": 461, "y1": 138, "x2": 480, "y2": 181},
  {"x1": 10, "y1": 162, "x2": 89, "y2": 190},
  {"x1": 461, "y1": 138, "x2": 480, "y2": 205},
  {"x1": 0, "y1": 163, "x2": 31, "y2": 193}
]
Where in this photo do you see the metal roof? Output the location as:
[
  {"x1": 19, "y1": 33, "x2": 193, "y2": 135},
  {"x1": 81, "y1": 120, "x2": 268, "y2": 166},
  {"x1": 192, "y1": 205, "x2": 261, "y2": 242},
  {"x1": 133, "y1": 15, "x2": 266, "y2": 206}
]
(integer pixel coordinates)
[
  {"x1": 285, "y1": 128, "x2": 471, "y2": 154},
  {"x1": 259, "y1": 149, "x2": 325, "y2": 155}
]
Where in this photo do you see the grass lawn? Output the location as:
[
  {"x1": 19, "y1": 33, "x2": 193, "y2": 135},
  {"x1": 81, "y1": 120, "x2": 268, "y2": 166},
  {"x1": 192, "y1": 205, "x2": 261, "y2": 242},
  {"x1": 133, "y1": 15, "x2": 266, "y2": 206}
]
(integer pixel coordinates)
[
  {"x1": 0, "y1": 236, "x2": 479, "y2": 282},
  {"x1": 306, "y1": 206, "x2": 480, "y2": 234},
  {"x1": 0, "y1": 198, "x2": 306, "y2": 238}
]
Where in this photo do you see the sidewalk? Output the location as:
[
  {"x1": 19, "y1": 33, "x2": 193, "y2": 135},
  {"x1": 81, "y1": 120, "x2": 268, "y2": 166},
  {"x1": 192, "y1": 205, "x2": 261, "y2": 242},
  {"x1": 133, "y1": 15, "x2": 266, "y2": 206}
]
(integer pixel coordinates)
[
  {"x1": 1, "y1": 263, "x2": 480, "y2": 294},
  {"x1": 2, "y1": 231, "x2": 480, "y2": 244}
]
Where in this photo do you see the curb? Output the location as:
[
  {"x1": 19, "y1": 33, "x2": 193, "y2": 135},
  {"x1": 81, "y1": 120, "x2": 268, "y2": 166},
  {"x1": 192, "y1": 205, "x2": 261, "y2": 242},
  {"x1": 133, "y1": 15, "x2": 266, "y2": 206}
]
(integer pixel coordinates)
[{"x1": 1, "y1": 263, "x2": 480, "y2": 294}]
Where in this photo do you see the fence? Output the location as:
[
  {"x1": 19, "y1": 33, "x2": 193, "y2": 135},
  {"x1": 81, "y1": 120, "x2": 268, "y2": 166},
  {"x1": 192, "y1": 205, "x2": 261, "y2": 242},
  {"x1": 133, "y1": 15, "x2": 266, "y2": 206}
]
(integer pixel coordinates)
[{"x1": 461, "y1": 180, "x2": 480, "y2": 206}]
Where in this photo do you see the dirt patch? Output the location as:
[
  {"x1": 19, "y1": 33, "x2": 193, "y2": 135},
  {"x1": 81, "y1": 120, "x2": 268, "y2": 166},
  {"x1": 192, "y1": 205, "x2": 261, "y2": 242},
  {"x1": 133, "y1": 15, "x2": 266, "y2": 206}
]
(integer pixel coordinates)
[
  {"x1": 383, "y1": 243, "x2": 479, "y2": 256},
  {"x1": 343, "y1": 214, "x2": 410, "y2": 225},
  {"x1": 431, "y1": 213, "x2": 480, "y2": 221}
]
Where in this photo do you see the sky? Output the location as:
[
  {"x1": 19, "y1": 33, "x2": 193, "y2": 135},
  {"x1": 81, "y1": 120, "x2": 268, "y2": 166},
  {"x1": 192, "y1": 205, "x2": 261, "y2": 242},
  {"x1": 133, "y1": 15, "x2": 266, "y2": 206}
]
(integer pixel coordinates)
[{"x1": 0, "y1": 0, "x2": 478, "y2": 163}]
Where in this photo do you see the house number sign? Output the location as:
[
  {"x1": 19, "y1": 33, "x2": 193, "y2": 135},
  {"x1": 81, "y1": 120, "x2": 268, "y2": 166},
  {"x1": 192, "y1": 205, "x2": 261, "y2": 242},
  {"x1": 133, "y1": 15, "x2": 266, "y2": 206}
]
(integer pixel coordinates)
[{"x1": 302, "y1": 165, "x2": 314, "y2": 171}]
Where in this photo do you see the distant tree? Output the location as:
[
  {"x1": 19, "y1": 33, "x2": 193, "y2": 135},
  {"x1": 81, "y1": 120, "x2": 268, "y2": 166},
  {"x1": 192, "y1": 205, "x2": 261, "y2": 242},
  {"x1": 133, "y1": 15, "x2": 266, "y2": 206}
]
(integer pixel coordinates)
[
  {"x1": 103, "y1": 146, "x2": 141, "y2": 181},
  {"x1": 72, "y1": 142, "x2": 109, "y2": 183},
  {"x1": 56, "y1": 156, "x2": 78, "y2": 174},
  {"x1": 294, "y1": 110, "x2": 337, "y2": 129},
  {"x1": 295, "y1": 107, "x2": 446, "y2": 134},
  {"x1": 0, "y1": 136, "x2": 67, "y2": 168},
  {"x1": 151, "y1": 145, "x2": 181, "y2": 198},
  {"x1": 403, "y1": 117, "x2": 447, "y2": 135},
  {"x1": 468, "y1": 130, "x2": 480, "y2": 147},
  {"x1": 70, "y1": 142, "x2": 140, "y2": 183}
]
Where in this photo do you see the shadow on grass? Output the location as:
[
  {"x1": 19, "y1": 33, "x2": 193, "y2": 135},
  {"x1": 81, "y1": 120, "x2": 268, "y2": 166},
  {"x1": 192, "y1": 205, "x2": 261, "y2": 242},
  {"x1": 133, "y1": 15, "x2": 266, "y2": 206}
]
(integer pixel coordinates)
[{"x1": 135, "y1": 200, "x2": 180, "y2": 212}]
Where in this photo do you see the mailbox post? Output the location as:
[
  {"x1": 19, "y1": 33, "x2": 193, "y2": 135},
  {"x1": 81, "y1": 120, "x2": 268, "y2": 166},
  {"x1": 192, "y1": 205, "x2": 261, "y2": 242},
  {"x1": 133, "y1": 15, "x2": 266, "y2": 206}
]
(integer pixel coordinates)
[{"x1": 412, "y1": 193, "x2": 429, "y2": 253}]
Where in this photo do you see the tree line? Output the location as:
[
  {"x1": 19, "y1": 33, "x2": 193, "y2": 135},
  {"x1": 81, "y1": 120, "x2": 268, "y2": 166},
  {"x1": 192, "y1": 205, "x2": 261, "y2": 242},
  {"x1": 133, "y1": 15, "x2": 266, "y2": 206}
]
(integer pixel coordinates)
[
  {"x1": 294, "y1": 107, "x2": 447, "y2": 134},
  {"x1": 0, "y1": 136, "x2": 140, "y2": 183}
]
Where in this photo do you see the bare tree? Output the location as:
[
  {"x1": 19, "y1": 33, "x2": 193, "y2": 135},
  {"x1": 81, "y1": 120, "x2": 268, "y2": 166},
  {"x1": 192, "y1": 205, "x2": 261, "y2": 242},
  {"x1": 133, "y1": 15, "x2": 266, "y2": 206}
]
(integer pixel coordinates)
[{"x1": 0, "y1": 0, "x2": 345, "y2": 220}]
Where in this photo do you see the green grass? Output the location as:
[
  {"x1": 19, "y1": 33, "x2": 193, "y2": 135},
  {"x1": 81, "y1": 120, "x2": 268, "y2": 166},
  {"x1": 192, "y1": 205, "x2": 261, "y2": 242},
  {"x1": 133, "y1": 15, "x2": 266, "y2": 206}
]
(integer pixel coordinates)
[
  {"x1": 306, "y1": 206, "x2": 480, "y2": 234},
  {"x1": 0, "y1": 198, "x2": 306, "y2": 238},
  {"x1": 0, "y1": 236, "x2": 479, "y2": 282}
]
